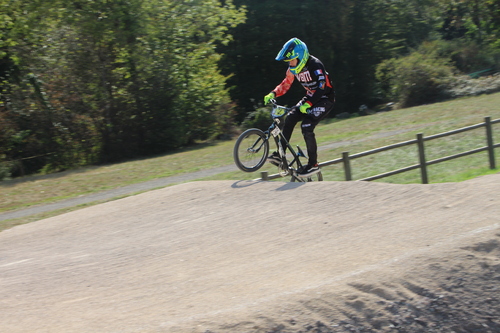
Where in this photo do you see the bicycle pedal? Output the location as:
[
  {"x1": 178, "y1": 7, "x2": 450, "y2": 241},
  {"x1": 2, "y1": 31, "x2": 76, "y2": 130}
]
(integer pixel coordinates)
[{"x1": 279, "y1": 166, "x2": 289, "y2": 177}]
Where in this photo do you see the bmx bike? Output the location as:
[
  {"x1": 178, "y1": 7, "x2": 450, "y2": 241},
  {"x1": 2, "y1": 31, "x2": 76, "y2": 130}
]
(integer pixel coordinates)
[{"x1": 233, "y1": 99, "x2": 323, "y2": 182}]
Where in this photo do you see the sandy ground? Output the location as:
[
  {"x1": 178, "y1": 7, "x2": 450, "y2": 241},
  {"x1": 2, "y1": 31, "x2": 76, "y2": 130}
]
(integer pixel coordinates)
[{"x1": 1, "y1": 174, "x2": 500, "y2": 333}]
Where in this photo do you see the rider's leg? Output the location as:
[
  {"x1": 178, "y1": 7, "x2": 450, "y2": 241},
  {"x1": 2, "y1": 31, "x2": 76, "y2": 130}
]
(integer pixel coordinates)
[
  {"x1": 301, "y1": 124, "x2": 318, "y2": 165},
  {"x1": 267, "y1": 108, "x2": 303, "y2": 165},
  {"x1": 281, "y1": 107, "x2": 302, "y2": 151},
  {"x1": 301, "y1": 99, "x2": 334, "y2": 165}
]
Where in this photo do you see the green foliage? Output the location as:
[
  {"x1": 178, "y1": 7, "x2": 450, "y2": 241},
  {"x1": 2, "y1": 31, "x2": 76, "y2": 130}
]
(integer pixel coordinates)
[
  {"x1": 438, "y1": 0, "x2": 500, "y2": 44},
  {"x1": 139, "y1": 0, "x2": 245, "y2": 147},
  {"x1": 1, "y1": 0, "x2": 245, "y2": 175},
  {"x1": 376, "y1": 43, "x2": 455, "y2": 107},
  {"x1": 4, "y1": 0, "x2": 500, "y2": 179},
  {"x1": 221, "y1": 0, "x2": 439, "y2": 119},
  {"x1": 222, "y1": 0, "x2": 500, "y2": 117},
  {"x1": 426, "y1": 39, "x2": 500, "y2": 73},
  {"x1": 240, "y1": 107, "x2": 273, "y2": 131},
  {"x1": 376, "y1": 36, "x2": 500, "y2": 107}
]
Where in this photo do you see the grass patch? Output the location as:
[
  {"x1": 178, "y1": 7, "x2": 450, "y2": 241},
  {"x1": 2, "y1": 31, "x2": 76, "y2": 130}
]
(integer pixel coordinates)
[{"x1": 1, "y1": 92, "x2": 500, "y2": 225}]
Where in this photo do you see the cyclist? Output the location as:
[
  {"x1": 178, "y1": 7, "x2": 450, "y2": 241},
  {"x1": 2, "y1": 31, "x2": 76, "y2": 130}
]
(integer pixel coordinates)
[{"x1": 264, "y1": 37, "x2": 335, "y2": 177}]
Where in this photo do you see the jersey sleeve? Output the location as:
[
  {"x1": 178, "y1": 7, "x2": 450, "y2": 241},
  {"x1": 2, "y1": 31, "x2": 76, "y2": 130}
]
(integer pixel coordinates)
[{"x1": 272, "y1": 69, "x2": 295, "y2": 97}]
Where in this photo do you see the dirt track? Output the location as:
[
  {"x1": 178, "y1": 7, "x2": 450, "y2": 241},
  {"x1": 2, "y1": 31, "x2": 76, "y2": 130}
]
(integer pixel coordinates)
[{"x1": 1, "y1": 174, "x2": 500, "y2": 332}]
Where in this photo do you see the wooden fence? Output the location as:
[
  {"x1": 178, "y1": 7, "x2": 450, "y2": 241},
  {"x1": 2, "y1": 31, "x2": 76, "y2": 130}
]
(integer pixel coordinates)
[{"x1": 260, "y1": 116, "x2": 500, "y2": 184}]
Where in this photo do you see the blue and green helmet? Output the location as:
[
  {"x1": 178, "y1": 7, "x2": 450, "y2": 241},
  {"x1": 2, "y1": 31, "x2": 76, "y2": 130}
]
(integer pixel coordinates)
[{"x1": 275, "y1": 38, "x2": 310, "y2": 75}]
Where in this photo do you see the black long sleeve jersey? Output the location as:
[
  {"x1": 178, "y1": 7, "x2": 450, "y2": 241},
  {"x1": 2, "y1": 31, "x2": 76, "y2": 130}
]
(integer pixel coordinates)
[{"x1": 272, "y1": 55, "x2": 335, "y2": 108}]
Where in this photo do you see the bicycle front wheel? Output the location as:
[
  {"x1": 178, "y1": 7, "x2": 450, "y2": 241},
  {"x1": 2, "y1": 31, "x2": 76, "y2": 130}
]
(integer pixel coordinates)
[{"x1": 233, "y1": 128, "x2": 270, "y2": 172}]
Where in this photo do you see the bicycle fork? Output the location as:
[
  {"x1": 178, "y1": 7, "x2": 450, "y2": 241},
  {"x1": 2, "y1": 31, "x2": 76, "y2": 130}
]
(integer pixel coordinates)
[{"x1": 274, "y1": 136, "x2": 289, "y2": 173}]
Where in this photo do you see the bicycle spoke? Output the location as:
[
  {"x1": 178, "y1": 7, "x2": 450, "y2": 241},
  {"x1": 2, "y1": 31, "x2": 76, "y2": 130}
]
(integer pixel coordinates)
[{"x1": 233, "y1": 129, "x2": 269, "y2": 172}]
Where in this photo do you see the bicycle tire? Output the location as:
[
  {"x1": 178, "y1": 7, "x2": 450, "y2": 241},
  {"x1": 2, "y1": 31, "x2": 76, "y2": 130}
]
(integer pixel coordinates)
[{"x1": 233, "y1": 128, "x2": 270, "y2": 172}]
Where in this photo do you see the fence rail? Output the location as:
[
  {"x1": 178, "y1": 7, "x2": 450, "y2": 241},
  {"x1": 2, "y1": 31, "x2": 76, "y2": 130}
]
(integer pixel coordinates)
[{"x1": 260, "y1": 116, "x2": 500, "y2": 184}]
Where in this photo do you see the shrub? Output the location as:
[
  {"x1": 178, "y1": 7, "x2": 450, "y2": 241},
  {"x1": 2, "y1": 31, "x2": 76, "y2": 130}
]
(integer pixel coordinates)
[
  {"x1": 375, "y1": 40, "x2": 500, "y2": 108},
  {"x1": 437, "y1": 39, "x2": 500, "y2": 74},
  {"x1": 376, "y1": 48, "x2": 455, "y2": 108},
  {"x1": 240, "y1": 106, "x2": 274, "y2": 131}
]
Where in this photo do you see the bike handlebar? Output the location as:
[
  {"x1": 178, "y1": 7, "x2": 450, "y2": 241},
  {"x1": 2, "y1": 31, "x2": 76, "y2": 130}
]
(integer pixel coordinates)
[{"x1": 269, "y1": 99, "x2": 291, "y2": 118}]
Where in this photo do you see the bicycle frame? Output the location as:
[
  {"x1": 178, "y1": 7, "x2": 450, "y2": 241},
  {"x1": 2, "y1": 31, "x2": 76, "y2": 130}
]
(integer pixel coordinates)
[
  {"x1": 233, "y1": 99, "x2": 322, "y2": 181},
  {"x1": 266, "y1": 100, "x2": 308, "y2": 179}
]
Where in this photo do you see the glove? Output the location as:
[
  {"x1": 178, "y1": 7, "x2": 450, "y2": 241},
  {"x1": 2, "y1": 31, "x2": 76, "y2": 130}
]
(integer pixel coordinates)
[
  {"x1": 264, "y1": 92, "x2": 275, "y2": 105},
  {"x1": 299, "y1": 102, "x2": 311, "y2": 114}
]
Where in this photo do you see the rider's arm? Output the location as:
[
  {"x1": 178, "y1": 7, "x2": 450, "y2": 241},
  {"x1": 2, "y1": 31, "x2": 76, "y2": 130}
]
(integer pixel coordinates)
[{"x1": 272, "y1": 69, "x2": 295, "y2": 97}]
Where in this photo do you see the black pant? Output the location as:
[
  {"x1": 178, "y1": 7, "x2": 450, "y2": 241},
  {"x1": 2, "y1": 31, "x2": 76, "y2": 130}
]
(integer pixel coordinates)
[{"x1": 282, "y1": 98, "x2": 334, "y2": 165}]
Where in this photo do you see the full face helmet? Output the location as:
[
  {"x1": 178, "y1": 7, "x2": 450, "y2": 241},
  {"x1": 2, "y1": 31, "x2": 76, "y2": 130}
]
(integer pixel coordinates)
[{"x1": 275, "y1": 38, "x2": 310, "y2": 75}]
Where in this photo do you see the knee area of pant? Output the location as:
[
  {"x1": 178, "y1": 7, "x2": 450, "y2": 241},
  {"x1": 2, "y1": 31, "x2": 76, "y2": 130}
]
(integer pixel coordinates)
[{"x1": 302, "y1": 129, "x2": 315, "y2": 139}]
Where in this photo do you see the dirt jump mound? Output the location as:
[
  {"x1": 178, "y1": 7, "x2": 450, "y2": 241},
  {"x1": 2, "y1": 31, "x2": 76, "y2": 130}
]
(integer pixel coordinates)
[{"x1": 1, "y1": 174, "x2": 500, "y2": 332}]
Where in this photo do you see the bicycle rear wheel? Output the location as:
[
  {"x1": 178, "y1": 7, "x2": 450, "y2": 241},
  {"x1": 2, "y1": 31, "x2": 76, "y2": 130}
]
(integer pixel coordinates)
[{"x1": 233, "y1": 128, "x2": 269, "y2": 172}]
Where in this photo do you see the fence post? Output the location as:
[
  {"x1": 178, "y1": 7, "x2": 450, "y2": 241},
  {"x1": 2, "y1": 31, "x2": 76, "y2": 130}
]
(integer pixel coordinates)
[
  {"x1": 261, "y1": 171, "x2": 268, "y2": 181},
  {"x1": 342, "y1": 151, "x2": 352, "y2": 181},
  {"x1": 417, "y1": 133, "x2": 429, "y2": 184},
  {"x1": 485, "y1": 117, "x2": 496, "y2": 169}
]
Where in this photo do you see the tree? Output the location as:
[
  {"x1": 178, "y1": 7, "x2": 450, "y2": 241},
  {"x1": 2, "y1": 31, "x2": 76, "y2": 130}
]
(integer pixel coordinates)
[
  {"x1": 0, "y1": 0, "x2": 245, "y2": 177},
  {"x1": 220, "y1": 0, "x2": 439, "y2": 119},
  {"x1": 438, "y1": 0, "x2": 500, "y2": 44}
]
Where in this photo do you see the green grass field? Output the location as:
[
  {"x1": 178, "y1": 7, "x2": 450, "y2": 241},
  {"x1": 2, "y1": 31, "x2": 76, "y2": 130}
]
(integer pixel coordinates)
[
  {"x1": 1, "y1": 92, "x2": 500, "y2": 230},
  {"x1": 206, "y1": 93, "x2": 500, "y2": 184}
]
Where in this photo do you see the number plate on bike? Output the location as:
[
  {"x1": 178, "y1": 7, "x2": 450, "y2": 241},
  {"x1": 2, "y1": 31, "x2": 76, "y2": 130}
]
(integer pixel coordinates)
[{"x1": 271, "y1": 127, "x2": 281, "y2": 137}]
